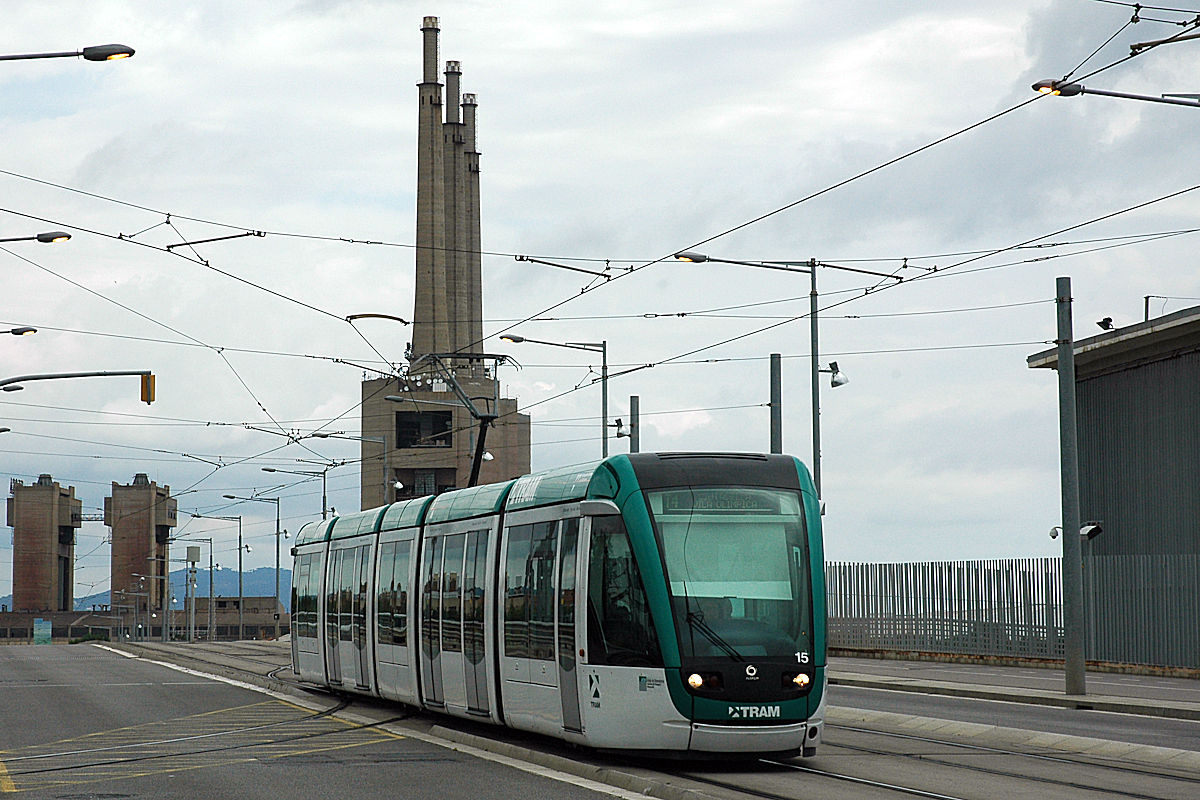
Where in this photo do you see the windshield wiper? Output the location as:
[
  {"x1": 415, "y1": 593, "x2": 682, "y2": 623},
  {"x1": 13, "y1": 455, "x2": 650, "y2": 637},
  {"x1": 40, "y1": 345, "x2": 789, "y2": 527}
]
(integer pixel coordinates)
[{"x1": 686, "y1": 611, "x2": 744, "y2": 662}]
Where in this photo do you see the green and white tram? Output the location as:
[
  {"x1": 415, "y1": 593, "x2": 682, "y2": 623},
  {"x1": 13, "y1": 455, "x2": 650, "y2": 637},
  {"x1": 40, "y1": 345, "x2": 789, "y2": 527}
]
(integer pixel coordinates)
[{"x1": 291, "y1": 452, "x2": 826, "y2": 756}]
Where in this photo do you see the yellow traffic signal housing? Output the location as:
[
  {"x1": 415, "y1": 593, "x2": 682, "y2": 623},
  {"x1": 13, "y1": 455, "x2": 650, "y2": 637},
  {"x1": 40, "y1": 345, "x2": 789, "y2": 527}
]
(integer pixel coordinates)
[{"x1": 140, "y1": 373, "x2": 155, "y2": 404}]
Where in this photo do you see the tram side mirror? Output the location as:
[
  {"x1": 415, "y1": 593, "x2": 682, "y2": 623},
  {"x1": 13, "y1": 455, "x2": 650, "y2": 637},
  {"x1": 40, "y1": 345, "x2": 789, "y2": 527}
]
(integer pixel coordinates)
[{"x1": 580, "y1": 499, "x2": 621, "y2": 517}]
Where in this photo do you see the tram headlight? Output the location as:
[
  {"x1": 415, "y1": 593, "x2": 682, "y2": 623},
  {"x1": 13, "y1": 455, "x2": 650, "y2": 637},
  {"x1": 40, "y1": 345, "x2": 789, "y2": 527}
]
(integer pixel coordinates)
[
  {"x1": 684, "y1": 671, "x2": 724, "y2": 691},
  {"x1": 783, "y1": 671, "x2": 812, "y2": 689}
]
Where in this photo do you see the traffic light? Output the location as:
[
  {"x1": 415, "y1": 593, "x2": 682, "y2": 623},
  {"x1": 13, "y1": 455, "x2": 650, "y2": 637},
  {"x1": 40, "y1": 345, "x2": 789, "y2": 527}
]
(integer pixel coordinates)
[{"x1": 140, "y1": 373, "x2": 155, "y2": 404}]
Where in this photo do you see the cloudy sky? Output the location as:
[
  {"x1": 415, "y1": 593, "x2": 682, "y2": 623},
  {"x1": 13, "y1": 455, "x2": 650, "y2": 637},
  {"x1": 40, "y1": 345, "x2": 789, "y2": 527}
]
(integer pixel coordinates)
[{"x1": 3, "y1": 0, "x2": 1199, "y2": 600}]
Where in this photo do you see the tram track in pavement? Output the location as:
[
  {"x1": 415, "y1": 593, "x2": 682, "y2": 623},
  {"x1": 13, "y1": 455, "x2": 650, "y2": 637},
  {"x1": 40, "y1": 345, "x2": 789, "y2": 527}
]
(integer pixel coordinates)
[
  {"x1": 828, "y1": 723, "x2": 1200, "y2": 785},
  {"x1": 656, "y1": 723, "x2": 1199, "y2": 800},
  {"x1": 0, "y1": 699, "x2": 424, "y2": 783},
  {"x1": 810, "y1": 724, "x2": 1200, "y2": 800}
]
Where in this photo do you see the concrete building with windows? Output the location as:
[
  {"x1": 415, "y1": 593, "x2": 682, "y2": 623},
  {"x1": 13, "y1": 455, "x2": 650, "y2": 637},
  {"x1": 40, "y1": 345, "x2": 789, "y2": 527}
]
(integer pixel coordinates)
[
  {"x1": 360, "y1": 16, "x2": 530, "y2": 508},
  {"x1": 6, "y1": 474, "x2": 81, "y2": 612}
]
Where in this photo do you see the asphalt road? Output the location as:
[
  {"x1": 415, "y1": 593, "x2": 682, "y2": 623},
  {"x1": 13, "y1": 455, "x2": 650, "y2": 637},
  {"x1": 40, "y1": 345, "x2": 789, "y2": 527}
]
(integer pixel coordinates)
[{"x1": 0, "y1": 644, "x2": 636, "y2": 800}]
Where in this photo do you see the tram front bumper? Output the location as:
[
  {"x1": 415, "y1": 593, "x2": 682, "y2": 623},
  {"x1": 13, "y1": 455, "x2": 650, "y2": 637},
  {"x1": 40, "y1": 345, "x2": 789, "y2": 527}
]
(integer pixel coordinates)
[{"x1": 688, "y1": 721, "x2": 809, "y2": 753}]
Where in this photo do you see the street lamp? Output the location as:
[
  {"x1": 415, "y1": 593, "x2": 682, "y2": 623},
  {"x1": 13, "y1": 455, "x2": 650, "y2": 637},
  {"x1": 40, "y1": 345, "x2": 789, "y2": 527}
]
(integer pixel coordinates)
[
  {"x1": 191, "y1": 513, "x2": 245, "y2": 640},
  {"x1": 0, "y1": 44, "x2": 135, "y2": 62},
  {"x1": 224, "y1": 494, "x2": 287, "y2": 639},
  {"x1": 673, "y1": 251, "x2": 894, "y2": 501},
  {"x1": 311, "y1": 432, "x2": 394, "y2": 504},
  {"x1": 262, "y1": 466, "x2": 333, "y2": 519},
  {"x1": 0, "y1": 231, "x2": 70, "y2": 244},
  {"x1": 7, "y1": 327, "x2": 36, "y2": 336},
  {"x1": 501, "y1": 334, "x2": 609, "y2": 457},
  {"x1": 1032, "y1": 79, "x2": 1200, "y2": 108}
]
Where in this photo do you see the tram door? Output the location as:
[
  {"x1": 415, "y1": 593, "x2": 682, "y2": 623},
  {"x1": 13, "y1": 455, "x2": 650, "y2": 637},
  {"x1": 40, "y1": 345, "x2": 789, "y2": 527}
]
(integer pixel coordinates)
[
  {"x1": 557, "y1": 519, "x2": 582, "y2": 732},
  {"x1": 419, "y1": 528, "x2": 492, "y2": 715},
  {"x1": 500, "y1": 513, "x2": 581, "y2": 736},
  {"x1": 327, "y1": 542, "x2": 373, "y2": 691}
]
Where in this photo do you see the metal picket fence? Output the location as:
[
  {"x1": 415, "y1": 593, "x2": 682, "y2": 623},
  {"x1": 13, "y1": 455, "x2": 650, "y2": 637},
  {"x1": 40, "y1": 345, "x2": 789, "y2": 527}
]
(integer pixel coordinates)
[{"x1": 826, "y1": 555, "x2": 1200, "y2": 669}]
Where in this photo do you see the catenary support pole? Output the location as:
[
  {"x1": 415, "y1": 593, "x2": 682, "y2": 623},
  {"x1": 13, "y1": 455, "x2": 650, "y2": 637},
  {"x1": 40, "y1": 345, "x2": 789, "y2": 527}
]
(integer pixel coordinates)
[
  {"x1": 629, "y1": 395, "x2": 640, "y2": 453},
  {"x1": 1056, "y1": 276, "x2": 1086, "y2": 695},
  {"x1": 770, "y1": 353, "x2": 782, "y2": 454}
]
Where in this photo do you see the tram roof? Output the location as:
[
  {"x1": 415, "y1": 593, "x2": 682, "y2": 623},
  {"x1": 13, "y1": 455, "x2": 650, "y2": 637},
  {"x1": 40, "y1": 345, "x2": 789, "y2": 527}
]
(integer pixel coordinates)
[
  {"x1": 294, "y1": 516, "x2": 338, "y2": 546},
  {"x1": 329, "y1": 506, "x2": 388, "y2": 540},
  {"x1": 379, "y1": 495, "x2": 435, "y2": 531},
  {"x1": 505, "y1": 460, "x2": 618, "y2": 510},
  {"x1": 425, "y1": 479, "x2": 515, "y2": 524}
]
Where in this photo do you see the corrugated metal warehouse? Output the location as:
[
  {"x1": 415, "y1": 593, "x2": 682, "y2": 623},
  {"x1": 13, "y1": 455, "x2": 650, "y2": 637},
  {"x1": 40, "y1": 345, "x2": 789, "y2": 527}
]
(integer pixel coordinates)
[{"x1": 1029, "y1": 304, "x2": 1200, "y2": 556}]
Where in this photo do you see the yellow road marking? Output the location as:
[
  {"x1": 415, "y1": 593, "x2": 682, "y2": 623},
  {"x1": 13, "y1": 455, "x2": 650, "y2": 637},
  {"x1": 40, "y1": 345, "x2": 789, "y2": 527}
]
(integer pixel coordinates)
[{"x1": 0, "y1": 760, "x2": 15, "y2": 793}]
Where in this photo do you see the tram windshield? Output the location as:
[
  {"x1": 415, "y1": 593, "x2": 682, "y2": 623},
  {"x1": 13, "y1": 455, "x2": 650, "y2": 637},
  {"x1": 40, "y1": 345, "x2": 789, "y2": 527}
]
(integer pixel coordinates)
[{"x1": 645, "y1": 486, "x2": 813, "y2": 661}]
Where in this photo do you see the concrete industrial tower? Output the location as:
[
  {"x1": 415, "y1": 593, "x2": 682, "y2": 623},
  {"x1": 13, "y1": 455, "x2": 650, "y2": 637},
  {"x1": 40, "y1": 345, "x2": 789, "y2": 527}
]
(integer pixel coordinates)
[
  {"x1": 104, "y1": 474, "x2": 177, "y2": 631},
  {"x1": 6, "y1": 475, "x2": 81, "y2": 612},
  {"x1": 359, "y1": 16, "x2": 530, "y2": 508}
]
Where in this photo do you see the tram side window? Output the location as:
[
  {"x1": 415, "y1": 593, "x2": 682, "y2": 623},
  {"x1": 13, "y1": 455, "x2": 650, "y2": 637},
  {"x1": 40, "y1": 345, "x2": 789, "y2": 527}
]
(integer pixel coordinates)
[
  {"x1": 378, "y1": 543, "x2": 395, "y2": 644},
  {"x1": 527, "y1": 521, "x2": 557, "y2": 662},
  {"x1": 325, "y1": 551, "x2": 341, "y2": 645},
  {"x1": 377, "y1": 541, "x2": 411, "y2": 647},
  {"x1": 504, "y1": 525, "x2": 533, "y2": 658},
  {"x1": 587, "y1": 517, "x2": 663, "y2": 667},
  {"x1": 339, "y1": 548, "x2": 356, "y2": 642},
  {"x1": 353, "y1": 546, "x2": 370, "y2": 645},
  {"x1": 293, "y1": 554, "x2": 319, "y2": 639},
  {"x1": 442, "y1": 535, "x2": 465, "y2": 653}
]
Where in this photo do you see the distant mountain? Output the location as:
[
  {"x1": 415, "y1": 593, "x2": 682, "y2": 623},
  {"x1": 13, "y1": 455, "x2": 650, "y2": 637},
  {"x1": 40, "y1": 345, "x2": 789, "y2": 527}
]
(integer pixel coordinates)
[{"x1": 1, "y1": 566, "x2": 292, "y2": 614}]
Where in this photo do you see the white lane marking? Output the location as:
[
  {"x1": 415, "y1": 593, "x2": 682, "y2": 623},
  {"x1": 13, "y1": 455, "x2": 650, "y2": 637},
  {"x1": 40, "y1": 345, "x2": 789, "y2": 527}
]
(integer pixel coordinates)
[{"x1": 91, "y1": 643, "x2": 139, "y2": 658}]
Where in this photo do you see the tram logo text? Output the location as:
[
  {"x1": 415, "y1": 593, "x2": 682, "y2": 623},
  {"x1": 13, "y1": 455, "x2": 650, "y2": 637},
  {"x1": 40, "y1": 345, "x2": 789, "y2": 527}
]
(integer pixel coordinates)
[{"x1": 728, "y1": 705, "x2": 781, "y2": 720}]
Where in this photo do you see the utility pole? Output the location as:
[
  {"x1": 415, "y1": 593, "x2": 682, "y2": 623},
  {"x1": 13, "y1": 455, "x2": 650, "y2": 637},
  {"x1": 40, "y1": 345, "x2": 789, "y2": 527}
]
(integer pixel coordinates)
[
  {"x1": 1056, "y1": 276, "x2": 1087, "y2": 696},
  {"x1": 770, "y1": 354, "x2": 782, "y2": 454},
  {"x1": 628, "y1": 395, "x2": 640, "y2": 453}
]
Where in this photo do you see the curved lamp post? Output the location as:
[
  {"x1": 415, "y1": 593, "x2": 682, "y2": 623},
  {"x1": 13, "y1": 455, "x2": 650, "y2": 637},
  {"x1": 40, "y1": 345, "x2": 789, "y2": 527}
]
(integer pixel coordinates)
[
  {"x1": 501, "y1": 334, "x2": 609, "y2": 457},
  {"x1": 0, "y1": 231, "x2": 70, "y2": 244},
  {"x1": 672, "y1": 251, "x2": 895, "y2": 501},
  {"x1": 1033, "y1": 79, "x2": 1200, "y2": 108},
  {"x1": 224, "y1": 494, "x2": 286, "y2": 640},
  {"x1": 0, "y1": 44, "x2": 134, "y2": 62},
  {"x1": 262, "y1": 466, "x2": 332, "y2": 520}
]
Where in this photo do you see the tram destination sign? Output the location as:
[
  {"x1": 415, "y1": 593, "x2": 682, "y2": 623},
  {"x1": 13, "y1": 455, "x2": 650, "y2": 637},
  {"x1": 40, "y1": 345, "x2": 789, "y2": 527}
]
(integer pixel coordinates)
[{"x1": 659, "y1": 488, "x2": 780, "y2": 514}]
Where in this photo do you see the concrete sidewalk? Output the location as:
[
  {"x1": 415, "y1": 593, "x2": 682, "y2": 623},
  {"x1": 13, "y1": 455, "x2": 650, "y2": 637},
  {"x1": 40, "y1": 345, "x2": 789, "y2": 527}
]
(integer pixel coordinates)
[{"x1": 829, "y1": 654, "x2": 1200, "y2": 721}]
